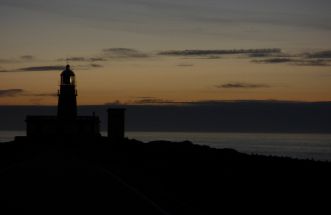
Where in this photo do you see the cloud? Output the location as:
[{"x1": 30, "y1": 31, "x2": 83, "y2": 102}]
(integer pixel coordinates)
[
  {"x1": 247, "y1": 52, "x2": 292, "y2": 58},
  {"x1": 306, "y1": 50, "x2": 331, "y2": 59},
  {"x1": 74, "y1": 64, "x2": 104, "y2": 70},
  {"x1": 293, "y1": 59, "x2": 331, "y2": 67},
  {"x1": 134, "y1": 96, "x2": 157, "y2": 99},
  {"x1": 0, "y1": 90, "x2": 55, "y2": 106},
  {"x1": 56, "y1": 48, "x2": 149, "y2": 63},
  {"x1": 0, "y1": 88, "x2": 57, "y2": 98},
  {"x1": 134, "y1": 99, "x2": 177, "y2": 104},
  {"x1": 250, "y1": 50, "x2": 331, "y2": 66},
  {"x1": 252, "y1": 58, "x2": 294, "y2": 64},
  {"x1": 253, "y1": 57, "x2": 331, "y2": 66},
  {"x1": 180, "y1": 56, "x2": 222, "y2": 60},
  {"x1": 20, "y1": 55, "x2": 35, "y2": 61},
  {"x1": 0, "y1": 63, "x2": 103, "y2": 73},
  {"x1": 18, "y1": 65, "x2": 64, "y2": 72},
  {"x1": 57, "y1": 57, "x2": 107, "y2": 62},
  {"x1": 129, "y1": 97, "x2": 178, "y2": 104},
  {"x1": 0, "y1": 89, "x2": 24, "y2": 97},
  {"x1": 216, "y1": 82, "x2": 271, "y2": 89},
  {"x1": 103, "y1": 48, "x2": 149, "y2": 58},
  {"x1": 59, "y1": 57, "x2": 86, "y2": 62},
  {"x1": 248, "y1": 53, "x2": 273, "y2": 58},
  {"x1": 158, "y1": 49, "x2": 282, "y2": 56},
  {"x1": 90, "y1": 63, "x2": 103, "y2": 68},
  {"x1": 104, "y1": 99, "x2": 331, "y2": 110}
]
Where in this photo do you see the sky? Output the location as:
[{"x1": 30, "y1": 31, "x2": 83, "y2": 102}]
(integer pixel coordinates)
[{"x1": 1, "y1": 0, "x2": 331, "y2": 105}]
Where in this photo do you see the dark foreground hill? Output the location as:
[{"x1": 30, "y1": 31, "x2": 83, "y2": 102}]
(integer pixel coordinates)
[{"x1": 1, "y1": 138, "x2": 330, "y2": 214}]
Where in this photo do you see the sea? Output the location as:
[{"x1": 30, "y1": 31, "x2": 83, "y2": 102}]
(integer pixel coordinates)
[{"x1": 1, "y1": 131, "x2": 331, "y2": 162}]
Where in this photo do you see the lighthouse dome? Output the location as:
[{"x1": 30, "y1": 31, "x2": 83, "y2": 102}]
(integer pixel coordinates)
[{"x1": 60, "y1": 65, "x2": 75, "y2": 85}]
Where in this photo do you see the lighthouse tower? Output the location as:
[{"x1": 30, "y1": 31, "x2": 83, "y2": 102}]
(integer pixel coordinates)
[
  {"x1": 57, "y1": 64, "x2": 77, "y2": 119},
  {"x1": 25, "y1": 64, "x2": 101, "y2": 139}
]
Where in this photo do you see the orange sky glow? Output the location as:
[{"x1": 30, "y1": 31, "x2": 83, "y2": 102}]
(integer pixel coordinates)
[{"x1": 1, "y1": 0, "x2": 331, "y2": 105}]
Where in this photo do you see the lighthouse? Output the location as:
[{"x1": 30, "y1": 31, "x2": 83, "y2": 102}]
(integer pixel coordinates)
[
  {"x1": 25, "y1": 64, "x2": 101, "y2": 138},
  {"x1": 57, "y1": 65, "x2": 77, "y2": 119}
]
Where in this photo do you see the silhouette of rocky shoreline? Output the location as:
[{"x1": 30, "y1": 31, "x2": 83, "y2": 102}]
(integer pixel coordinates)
[{"x1": 1, "y1": 137, "x2": 330, "y2": 214}]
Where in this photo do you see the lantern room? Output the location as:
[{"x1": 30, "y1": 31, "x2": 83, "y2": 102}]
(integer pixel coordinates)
[{"x1": 61, "y1": 64, "x2": 76, "y2": 85}]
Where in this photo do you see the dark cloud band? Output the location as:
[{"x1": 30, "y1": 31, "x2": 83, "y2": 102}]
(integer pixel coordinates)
[
  {"x1": 252, "y1": 58, "x2": 293, "y2": 64},
  {"x1": 103, "y1": 48, "x2": 149, "y2": 58},
  {"x1": 0, "y1": 89, "x2": 24, "y2": 97},
  {"x1": 159, "y1": 49, "x2": 282, "y2": 56},
  {"x1": 57, "y1": 57, "x2": 107, "y2": 62},
  {"x1": 18, "y1": 66, "x2": 65, "y2": 72},
  {"x1": 217, "y1": 82, "x2": 270, "y2": 89},
  {"x1": 306, "y1": 50, "x2": 331, "y2": 59},
  {"x1": 253, "y1": 58, "x2": 331, "y2": 66}
]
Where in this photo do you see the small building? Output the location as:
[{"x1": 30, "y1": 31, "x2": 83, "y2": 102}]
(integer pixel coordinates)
[
  {"x1": 108, "y1": 108, "x2": 126, "y2": 140},
  {"x1": 25, "y1": 65, "x2": 100, "y2": 138}
]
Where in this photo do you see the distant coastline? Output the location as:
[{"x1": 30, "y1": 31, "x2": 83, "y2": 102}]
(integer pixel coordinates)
[
  {"x1": 1, "y1": 130, "x2": 331, "y2": 161},
  {"x1": 1, "y1": 101, "x2": 331, "y2": 133}
]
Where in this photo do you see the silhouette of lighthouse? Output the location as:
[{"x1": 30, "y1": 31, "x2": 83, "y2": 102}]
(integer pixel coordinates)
[
  {"x1": 25, "y1": 64, "x2": 101, "y2": 138},
  {"x1": 57, "y1": 65, "x2": 77, "y2": 119},
  {"x1": 22, "y1": 64, "x2": 126, "y2": 140}
]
